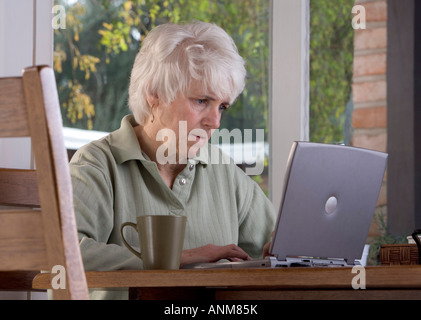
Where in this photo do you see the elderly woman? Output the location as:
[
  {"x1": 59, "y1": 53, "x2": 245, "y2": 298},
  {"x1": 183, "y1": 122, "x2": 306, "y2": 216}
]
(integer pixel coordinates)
[{"x1": 70, "y1": 21, "x2": 276, "y2": 299}]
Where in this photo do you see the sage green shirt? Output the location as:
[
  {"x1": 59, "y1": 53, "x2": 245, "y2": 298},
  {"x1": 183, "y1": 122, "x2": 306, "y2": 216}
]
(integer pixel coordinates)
[{"x1": 70, "y1": 115, "x2": 276, "y2": 299}]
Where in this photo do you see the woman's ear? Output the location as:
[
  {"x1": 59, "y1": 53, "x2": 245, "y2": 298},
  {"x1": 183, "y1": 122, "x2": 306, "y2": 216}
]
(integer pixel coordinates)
[
  {"x1": 146, "y1": 94, "x2": 160, "y2": 124},
  {"x1": 146, "y1": 94, "x2": 159, "y2": 109}
]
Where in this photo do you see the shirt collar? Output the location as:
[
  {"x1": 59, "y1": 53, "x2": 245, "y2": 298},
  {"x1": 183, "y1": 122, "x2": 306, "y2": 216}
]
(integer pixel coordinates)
[
  {"x1": 109, "y1": 115, "x2": 209, "y2": 166},
  {"x1": 108, "y1": 115, "x2": 145, "y2": 164}
]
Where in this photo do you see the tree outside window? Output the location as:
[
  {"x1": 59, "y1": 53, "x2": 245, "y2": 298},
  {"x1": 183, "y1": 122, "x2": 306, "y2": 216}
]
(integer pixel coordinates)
[{"x1": 54, "y1": 0, "x2": 355, "y2": 194}]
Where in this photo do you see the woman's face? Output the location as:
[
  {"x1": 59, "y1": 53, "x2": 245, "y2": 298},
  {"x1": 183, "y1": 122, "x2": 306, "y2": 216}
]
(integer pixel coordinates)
[{"x1": 153, "y1": 82, "x2": 230, "y2": 162}]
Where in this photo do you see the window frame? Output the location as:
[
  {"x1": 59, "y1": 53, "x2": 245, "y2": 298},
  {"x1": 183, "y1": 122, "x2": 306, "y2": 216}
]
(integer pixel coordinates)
[
  {"x1": 0, "y1": 0, "x2": 310, "y2": 209},
  {"x1": 269, "y1": 0, "x2": 310, "y2": 210},
  {"x1": 0, "y1": 0, "x2": 53, "y2": 170}
]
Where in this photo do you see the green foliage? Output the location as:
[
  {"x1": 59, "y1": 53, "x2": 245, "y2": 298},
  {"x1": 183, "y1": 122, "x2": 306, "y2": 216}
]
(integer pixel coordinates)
[
  {"x1": 368, "y1": 209, "x2": 407, "y2": 265},
  {"x1": 309, "y1": 0, "x2": 355, "y2": 144},
  {"x1": 54, "y1": 0, "x2": 355, "y2": 146}
]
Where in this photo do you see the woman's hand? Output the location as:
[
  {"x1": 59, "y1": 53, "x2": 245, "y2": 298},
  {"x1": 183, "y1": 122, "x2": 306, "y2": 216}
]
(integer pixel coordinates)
[
  {"x1": 263, "y1": 241, "x2": 272, "y2": 258},
  {"x1": 180, "y1": 244, "x2": 252, "y2": 267},
  {"x1": 262, "y1": 231, "x2": 274, "y2": 258}
]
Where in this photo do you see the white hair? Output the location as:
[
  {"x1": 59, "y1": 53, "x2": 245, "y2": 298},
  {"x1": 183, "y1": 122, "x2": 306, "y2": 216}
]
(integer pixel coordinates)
[{"x1": 128, "y1": 21, "x2": 246, "y2": 125}]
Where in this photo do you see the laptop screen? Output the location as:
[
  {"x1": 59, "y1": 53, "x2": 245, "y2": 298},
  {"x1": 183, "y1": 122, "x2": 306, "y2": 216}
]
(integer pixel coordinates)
[{"x1": 270, "y1": 142, "x2": 388, "y2": 264}]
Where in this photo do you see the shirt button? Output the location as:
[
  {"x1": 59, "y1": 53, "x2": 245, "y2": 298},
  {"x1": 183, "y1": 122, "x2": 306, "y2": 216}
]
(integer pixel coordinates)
[
  {"x1": 189, "y1": 164, "x2": 195, "y2": 171},
  {"x1": 179, "y1": 178, "x2": 187, "y2": 186}
]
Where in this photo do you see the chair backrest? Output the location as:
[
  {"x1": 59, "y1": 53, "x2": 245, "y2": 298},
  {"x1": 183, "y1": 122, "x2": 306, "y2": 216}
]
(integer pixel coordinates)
[{"x1": 0, "y1": 66, "x2": 89, "y2": 300}]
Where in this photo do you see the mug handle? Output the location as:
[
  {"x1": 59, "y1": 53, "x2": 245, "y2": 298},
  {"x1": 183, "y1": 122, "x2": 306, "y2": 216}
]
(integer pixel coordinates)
[{"x1": 120, "y1": 222, "x2": 142, "y2": 259}]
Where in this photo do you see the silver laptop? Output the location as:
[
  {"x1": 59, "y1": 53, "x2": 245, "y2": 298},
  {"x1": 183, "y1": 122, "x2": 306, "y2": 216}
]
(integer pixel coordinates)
[{"x1": 183, "y1": 142, "x2": 388, "y2": 269}]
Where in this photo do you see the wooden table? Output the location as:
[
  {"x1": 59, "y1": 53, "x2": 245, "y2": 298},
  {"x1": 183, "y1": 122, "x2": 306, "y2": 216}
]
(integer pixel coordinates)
[{"x1": 33, "y1": 265, "x2": 421, "y2": 300}]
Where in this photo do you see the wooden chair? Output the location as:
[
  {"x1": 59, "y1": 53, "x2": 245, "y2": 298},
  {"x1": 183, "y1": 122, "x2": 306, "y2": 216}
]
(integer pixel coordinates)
[{"x1": 0, "y1": 66, "x2": 89, "y2": 299}]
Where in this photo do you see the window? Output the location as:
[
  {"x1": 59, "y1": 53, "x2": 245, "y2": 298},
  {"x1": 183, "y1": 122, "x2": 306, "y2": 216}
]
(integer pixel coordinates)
[
  {"x1": 309, "y1": 0, "x2": 354, "y2": 144},
  {"x1": 54, "y1": 0, "x2": 270, "y2": 192}
]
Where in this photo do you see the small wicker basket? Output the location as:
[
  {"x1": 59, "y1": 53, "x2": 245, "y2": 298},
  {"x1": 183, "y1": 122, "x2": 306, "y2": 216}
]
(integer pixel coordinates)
[{"x1": 380, "y1": 244, "x2": 419, "y2": 265}]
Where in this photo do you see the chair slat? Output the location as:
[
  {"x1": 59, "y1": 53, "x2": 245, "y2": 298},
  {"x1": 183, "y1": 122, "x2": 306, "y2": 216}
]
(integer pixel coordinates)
[
  {"x1": 0, "y1": 210, "x2": 47, "y2": 271},
  {"x1": 0, "y1": 169, "x2": 40, "y2": 207},
  {"x1": 0, "y1": 78, "x2": 30, "y2": 137}
]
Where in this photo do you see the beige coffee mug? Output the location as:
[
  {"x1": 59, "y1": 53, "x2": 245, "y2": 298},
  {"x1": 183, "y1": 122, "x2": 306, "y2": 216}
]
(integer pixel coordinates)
[{"x1": 120, "y1": 215, "x2": 187, "y2": 270}]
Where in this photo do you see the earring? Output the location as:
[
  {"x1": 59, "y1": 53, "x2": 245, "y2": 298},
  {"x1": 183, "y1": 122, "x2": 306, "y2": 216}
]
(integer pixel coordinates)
[{"x1": 150, "y1": 104, "x2": 155, "y2": 123}]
